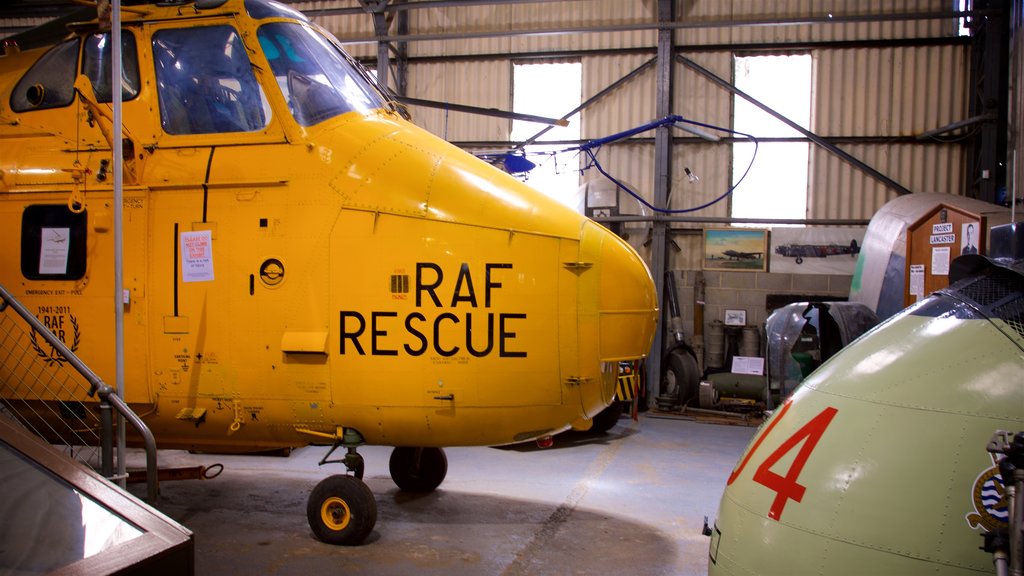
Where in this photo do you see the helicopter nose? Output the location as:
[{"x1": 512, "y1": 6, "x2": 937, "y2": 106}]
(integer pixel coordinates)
[
  {"x1": 586, "y1": 221, "x2": 658, "y2": 362},
  {"x1": 570, "y1": 220, "x2": 657, "y2": 416}
]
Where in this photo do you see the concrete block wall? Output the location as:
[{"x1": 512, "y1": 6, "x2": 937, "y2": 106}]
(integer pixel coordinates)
[{"x1": 669, "y1": 269, "x2": 853, "y2": 363}]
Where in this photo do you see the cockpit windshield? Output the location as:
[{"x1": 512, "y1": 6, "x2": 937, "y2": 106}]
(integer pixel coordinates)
[
  {"x1": 153, "y1": 25, "x2": 271, "y2": 135},
  {"x1": 257, "y1": 22, "x2": 387, "y2": 127}
]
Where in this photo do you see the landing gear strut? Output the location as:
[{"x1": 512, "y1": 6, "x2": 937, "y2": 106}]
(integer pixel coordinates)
[
  {"x1": 306, "y1": 430, "x2": 450, "y2": 545},
  {"x1": 307, "y1": 428, "x2": 376, "y2": 546}
]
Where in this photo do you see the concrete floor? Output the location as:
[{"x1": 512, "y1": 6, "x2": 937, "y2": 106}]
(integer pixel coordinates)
[{"x1": 131, "y1": 414, "x2": 756, "y2": 576}]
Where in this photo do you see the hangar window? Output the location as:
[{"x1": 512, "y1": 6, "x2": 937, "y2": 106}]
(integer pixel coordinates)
[
  {"x1": 20, "y1": 205, "x2": 88, "y2": 281},
  {"x1": 10, "y1": 39, "x2": 78, "y2": 112},
  {"x1": 511, "y1": 61, "x2": 582, "y2": 207},
  {"x1": 731, "y1": 54, "x2": 812, "y2": 224},
  {"x1": 82, "y1": 32, "x2": 140, "y2": 103},
  {"x1": 958, "y1": 0, "x2": 972, "y2": 36},
  {"x1": 257, "y1": 22, "x2": 387, "y2": 126},
  {"x1": 153, "y1": 26, "x2": 271, "y2": 135}
]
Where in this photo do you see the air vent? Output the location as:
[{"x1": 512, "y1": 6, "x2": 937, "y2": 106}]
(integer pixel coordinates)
[{"x1": 942, "y1": 265, "x2": 1024, "y2": 339}]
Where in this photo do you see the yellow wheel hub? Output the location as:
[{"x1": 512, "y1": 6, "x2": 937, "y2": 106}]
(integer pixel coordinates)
[{"x1": 320, "y1": 496, "x2": 351, "y2": 531}]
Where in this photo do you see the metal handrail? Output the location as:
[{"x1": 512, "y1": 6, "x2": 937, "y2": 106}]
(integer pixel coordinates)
[{"x1": 0, "y1": 283, "x2": 158, "y2": 501}]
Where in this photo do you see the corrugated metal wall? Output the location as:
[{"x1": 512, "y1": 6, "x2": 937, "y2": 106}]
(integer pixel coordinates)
[
  {"x1": 809, "y1": 43, "x2": 969, "y2": 218},
  {"x1": 309, "y1": 0, "x2": 968, "y2": 227},
  {"x1": 0, "y1": 17, "x2": 46, "y2": 39},
  {"x1": 1, "y1": 1, "x2": 974, "y2": 229}
]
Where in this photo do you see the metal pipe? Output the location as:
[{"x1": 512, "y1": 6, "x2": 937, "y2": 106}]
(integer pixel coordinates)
[
  {"x1": 398, "y1": 96, "x2": 568, "y2": 126},
  {"x1": 916, "y1": 112, "x2": 997, "y2": 140},
  {"x1": 320, "y1": 10, "x2": 991, "y2": 43},
  {"x1": 455, "y1": 134, "x2": 941, "y2": 149},
  {"x1": 1011, "y1": 469, "x2": 1023, "y2": 576},
  {"x1": 645, "y1": 0, "x2": 674, "y2": 409},
  {"x1": 100, "y1": 397, "x2": 113, "y2": 478},
  {"x1": 682, "y1": 405, "x2": 749, "y2": 419},
  {"x1": 105, "y1": 392, "x2": 159, "y2": 502},
  {"x1": 693, "y1": 271, "x2": 705, "y2": 373},
  {"x1": 677, "y1": 54, "x2": 914, "y2": 197},
  {"x1": 591, "y1": 215, "x2": 871, "y2": 226},
  {"x1": 373, "y1": 37, "x2": 966, "y2": 67},
  {"x1": 113, "y1": 0, "x2": 127, "y2": 492}
]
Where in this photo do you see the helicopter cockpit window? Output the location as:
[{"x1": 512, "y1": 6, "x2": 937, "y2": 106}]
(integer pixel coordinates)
[
  {"x1": 245, "y1": 0, "x2": 309, "y2": 22},
  {"x1": 82, "y1": 32, "x2": 140, "y2": 102},
  {"x1": 257, "y1": 22, "x2": 386, "y2": 127},
  {"x1": 10, "y1": 39, "x2": 78, "y2": 112},
  {"x1": 153, "y1": 26, "x2": 271, "y2": 135}
]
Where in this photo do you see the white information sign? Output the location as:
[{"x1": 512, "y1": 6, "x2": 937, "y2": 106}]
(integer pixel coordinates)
[
  {"x1": 731, "y1": 356, "x2": 765, "y2": 375},
  {"x1": 39, "y1": 227, "x2": 70, "y2": 275},
  {"x1": 932, "y1": 222, "x2": 953, "y2": 234},
  {"x1": 931, "y1": 247, "x2": 950, "y2": 276},
  {"x1": 181, "y1": 230, "x2": 215, "y2": 282},
  {"x1": 910, "y1": 264, "x2": 925, "y2": 297}
]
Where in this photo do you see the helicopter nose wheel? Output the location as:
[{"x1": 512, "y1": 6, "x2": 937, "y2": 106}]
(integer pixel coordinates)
[
  {"x1": 389, "y1": 447, "x2": 448, "y2": 492},
  {"x1": 306, "y1": 475, "x2": 377, "y2": 545}
]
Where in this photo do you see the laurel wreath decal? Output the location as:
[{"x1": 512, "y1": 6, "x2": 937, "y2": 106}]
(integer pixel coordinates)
[{"x1": 30, "y1": 314, "x2": 81, "y2": 367}]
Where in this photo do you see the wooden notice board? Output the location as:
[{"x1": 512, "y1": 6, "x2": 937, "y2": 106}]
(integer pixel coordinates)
[{"x1": 904, "y1": 203, "x2": 984, "y2": 307}]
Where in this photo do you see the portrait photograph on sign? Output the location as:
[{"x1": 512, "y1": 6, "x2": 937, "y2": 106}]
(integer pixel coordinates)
[{"x1": 960, "y1": 221, "x2": 980, "y2": 255}]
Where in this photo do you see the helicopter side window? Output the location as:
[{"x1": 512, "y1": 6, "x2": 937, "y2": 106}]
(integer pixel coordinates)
[
  {"x1": 82, "y1": 32, "x2": 140, "y2": 102},
  {"x1": 152, "y1": 26, "x2": 271, "y2": 135},
  {"x1": 10, "y1": 39, "x2": 78, "y2": 112},
  {"x1": 257, "y1": 22, "x2": 386, "y2": 127},
  {"x1": 20, "y1": 205, "x2": 88, "y2": 281}
]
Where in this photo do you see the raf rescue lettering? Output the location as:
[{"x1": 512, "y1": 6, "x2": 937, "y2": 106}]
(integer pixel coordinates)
[{"x1": 339, "y1": 262, "x2": 527, "y2": 358}]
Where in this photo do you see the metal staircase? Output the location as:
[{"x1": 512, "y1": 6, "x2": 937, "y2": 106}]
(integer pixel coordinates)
[{"x1": 0, "y1": 284, "x2": 158, "y2": 501}]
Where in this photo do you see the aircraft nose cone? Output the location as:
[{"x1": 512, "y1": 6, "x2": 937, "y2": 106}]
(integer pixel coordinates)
[
  {"x1": 570, "y1": 221, "x2": 657, "y2": 417},
  {"x1": 584, "y1": 221, "x2": 658, "y2": 362}
]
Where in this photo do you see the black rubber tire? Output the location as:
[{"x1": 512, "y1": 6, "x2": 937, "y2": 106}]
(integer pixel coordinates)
[
  {"x1": 666, "y1": 348, "x2": 700, "y2": 407},
  {"x1": 306, "y1": 475, "x2": 377, "y2": 546},
  {"x1": 389, "y1": 447, "x2": 448, "y2": 493},
  {"x1": 590, "y1": 400, "x2": 624, "y2": 434}
]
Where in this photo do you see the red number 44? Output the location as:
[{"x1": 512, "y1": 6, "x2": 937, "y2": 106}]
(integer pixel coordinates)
[{"x1": 727, "y1": 400, "x2": 838, "y2": 521}]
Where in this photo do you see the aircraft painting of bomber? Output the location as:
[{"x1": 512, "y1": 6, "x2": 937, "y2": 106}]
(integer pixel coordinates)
[
  {"x1": 721, "y1": 250, "x2": 764, "y2": 261},
  {"x1": 774, "y1": 239, "x2": 860, "y2": 264},
  {"x1": 703, "y1": 229, "x2": 768, "y2": 271}
]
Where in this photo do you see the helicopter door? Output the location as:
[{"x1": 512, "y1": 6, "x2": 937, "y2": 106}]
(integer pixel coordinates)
[{"x1": 3, "y1": 30, "x2": 153, "y2": 406}]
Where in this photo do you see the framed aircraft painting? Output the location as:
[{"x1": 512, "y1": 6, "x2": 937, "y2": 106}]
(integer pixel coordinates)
[
  {"x1": 770, "y1": 227, "x2": 866, "y2": 274},
  {"x1": 703, "y1": 228, "x2": 769, "y2": 272}
]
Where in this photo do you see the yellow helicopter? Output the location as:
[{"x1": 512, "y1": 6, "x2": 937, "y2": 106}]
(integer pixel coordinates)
[{"x1": 0, "y1": 0, "x2": 658, "y2": 545}]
